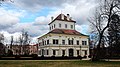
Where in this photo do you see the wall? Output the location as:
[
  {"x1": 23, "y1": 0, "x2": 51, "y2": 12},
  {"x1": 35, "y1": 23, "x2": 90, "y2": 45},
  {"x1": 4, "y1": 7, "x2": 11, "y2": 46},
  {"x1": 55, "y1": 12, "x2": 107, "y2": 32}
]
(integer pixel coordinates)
[{"x1": 49, "y1": 20, "x2": 75, "y2": 31}]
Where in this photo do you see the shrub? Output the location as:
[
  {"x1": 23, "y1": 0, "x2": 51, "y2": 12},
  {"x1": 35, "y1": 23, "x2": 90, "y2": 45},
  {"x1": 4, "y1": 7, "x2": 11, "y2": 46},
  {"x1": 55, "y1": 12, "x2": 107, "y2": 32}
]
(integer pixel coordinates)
[
  {"x1": 15, "y1": 55, "x2": 20, "y2": 59},
  {"x1": 32, "y1": 54, "x2": 38, "y2": 58},
  {"x1": 88, "y1": 55, "x2": 91, "y2": 58},
  {"x1": 83, "y1": 55, "x2": 87, "y2": 58},
  {"x1": 77, "y1": 55, "x2": 82, "y2": 60}
]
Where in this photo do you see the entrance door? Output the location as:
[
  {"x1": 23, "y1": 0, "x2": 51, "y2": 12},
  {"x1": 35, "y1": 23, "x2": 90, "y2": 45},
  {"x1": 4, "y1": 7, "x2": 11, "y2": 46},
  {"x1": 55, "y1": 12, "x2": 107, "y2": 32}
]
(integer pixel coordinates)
[{"x1": 69, "y1": 49, "x2": 74, "y2": 57}]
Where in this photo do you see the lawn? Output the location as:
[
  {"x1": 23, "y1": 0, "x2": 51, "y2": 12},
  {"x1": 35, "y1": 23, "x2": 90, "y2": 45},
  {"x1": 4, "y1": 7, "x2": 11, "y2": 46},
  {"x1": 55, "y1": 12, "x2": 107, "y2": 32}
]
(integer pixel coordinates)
[{"x1": 0, "y1": 60, "x2": 120, "y2": 67}]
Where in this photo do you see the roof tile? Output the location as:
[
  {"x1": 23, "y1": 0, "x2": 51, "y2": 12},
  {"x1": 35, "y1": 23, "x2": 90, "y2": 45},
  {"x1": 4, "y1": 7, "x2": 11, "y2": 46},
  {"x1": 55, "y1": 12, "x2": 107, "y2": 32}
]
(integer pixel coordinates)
[
  {"x1": 48, "y1": 29, "x2": 87, "y2": 36},
  {"x1": 49, "y1": 14, "x2": 76, "y2": 25}
]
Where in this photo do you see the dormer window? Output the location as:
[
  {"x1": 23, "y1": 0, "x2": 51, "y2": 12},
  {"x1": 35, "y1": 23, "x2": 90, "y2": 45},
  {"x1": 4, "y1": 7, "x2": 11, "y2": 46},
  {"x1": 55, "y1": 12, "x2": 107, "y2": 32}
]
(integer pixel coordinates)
[
  {"x1": 59, "y1": 23, "x2": 61, "y2": 28},
  {"x1": 50, "y1": 27, "x2": 51, "y2": 30},
  {"x1": 71, "y1": 25, "x2": 73, "y2": 29},
  {"x1": 54, "y1": 24, "x2": 55, "y2": 28},
  {"x1": 52, "y1": 26, "x2": 53, "y2": 29},
  {"x1": 65, "y1": 24, "x2": 67, "y2": 28}
]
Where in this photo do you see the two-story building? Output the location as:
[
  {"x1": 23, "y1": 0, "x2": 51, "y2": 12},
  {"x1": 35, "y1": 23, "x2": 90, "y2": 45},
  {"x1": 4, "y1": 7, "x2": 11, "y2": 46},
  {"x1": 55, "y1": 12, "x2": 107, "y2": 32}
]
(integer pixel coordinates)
[{"x1": 38, "y1": 13, "x2": 89, "y2": 57}]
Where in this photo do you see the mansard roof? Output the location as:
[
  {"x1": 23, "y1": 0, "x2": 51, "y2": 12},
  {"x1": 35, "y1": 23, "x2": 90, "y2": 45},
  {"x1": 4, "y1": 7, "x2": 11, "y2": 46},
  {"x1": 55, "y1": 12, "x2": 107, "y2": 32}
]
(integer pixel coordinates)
[
  {"x1": 48, "y1": 14, "x2": 76, "y2": 25},
  {"x1": 48, "y1": 29, "x2": 88, "y2": 36}
]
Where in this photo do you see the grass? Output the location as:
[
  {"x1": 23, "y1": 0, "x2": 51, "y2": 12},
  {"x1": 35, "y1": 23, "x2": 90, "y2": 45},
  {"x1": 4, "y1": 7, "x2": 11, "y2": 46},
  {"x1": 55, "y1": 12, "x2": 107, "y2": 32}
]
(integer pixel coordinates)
[{"x1": 0, "y1": 60, "x2": 120, "y2": 67}]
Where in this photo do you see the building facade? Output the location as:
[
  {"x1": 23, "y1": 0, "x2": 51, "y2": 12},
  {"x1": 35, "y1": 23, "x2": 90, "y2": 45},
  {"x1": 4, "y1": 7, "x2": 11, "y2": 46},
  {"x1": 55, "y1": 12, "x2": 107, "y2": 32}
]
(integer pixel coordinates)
[
  {"x1": 29, "y1": 44, "x2": 38, "y2": 55},
  {"x1": 38, "y1": 14, "x2": 89, "y2": 57}
]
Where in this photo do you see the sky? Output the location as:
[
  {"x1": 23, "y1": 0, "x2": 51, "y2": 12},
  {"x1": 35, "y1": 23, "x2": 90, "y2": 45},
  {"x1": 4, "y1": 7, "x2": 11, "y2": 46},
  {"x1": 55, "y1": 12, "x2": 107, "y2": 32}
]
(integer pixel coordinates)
[{"x1": 0, "y1": 0, "x2": 97, "y2": 44}]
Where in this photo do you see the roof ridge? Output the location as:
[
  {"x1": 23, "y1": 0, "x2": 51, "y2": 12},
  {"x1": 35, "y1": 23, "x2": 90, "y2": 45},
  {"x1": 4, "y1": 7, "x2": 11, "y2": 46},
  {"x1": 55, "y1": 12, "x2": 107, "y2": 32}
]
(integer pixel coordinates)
[{"x1": 48, "y1": 14, "x2": 76, "y2": 25}]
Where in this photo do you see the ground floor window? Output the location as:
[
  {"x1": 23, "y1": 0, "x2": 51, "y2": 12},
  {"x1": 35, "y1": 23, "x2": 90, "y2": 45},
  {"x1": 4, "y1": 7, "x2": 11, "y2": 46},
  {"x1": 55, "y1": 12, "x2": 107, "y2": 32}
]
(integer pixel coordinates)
[
  {"x1": 83, "y1": 50, "x2": 87, "y2": 55},
  {"x1": 77, "y1": 50, "x2": 79, "y2": 55},
  {"x1": 53, "y1": 50, "x2": 56, "y2": 55},
  {"x1": 62, "y1": 50, "x2": 65, "y2": 56},
  {"x1": 39, "y1": 50, "x2": 41, "y2": 55},
  {"x1": 42, "y1": 49, "x2": 44, "y2": 55},
  {"x1": 46, "y1": 50, "x2": 49, "y2": 55}
]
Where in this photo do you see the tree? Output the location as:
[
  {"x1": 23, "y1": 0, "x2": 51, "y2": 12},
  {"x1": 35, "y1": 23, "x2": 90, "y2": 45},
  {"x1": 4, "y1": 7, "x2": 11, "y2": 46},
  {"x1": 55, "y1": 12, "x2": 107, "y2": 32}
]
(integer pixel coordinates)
[
  {"x1": 19, "y1": 30, "x2": 31, "y2": 55},
  {"x1": 89, "y1": 0, "x2": 120, "y2": 61},
  {"x1": 0, "y1": 33, "x2": 4, "y2": 44},
  {"x1": 0, "y1": 0, "x2": 13, "y2": 5},
  {"x1": 108, "y1": 14, "x2": 120, "y2": 57},
  {"x1": 10, "y1": 36, "x2": 13, "y2": 50}
]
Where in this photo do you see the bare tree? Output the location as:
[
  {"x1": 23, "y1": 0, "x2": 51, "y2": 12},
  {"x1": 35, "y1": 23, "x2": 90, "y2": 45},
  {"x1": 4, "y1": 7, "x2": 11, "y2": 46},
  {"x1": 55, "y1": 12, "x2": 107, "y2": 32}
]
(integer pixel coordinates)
[
  {"x1": 0, "y1": 0, "x2": 14, "y2": 5},
  {"x1": 18, "y1": 30, "x2": 31, "y2": 55},
  {"x1": 89, "y1": 0, "x2": 120, "y2": 60},
  {"x1": 0, "y1": 33, "x2": 5, "y2": 55},
  {"x1": 0, "y1": 33, "x2": 4, "y2": 44},
  {"x1": 10, "y1": 36, "x2": 13, "y2": 50}
]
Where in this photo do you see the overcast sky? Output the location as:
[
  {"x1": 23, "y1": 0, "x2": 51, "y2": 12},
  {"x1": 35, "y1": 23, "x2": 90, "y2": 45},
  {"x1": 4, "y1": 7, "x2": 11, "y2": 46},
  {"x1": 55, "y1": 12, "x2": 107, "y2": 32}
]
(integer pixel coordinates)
[{"x1": 0, "y1": 0, "x2": 97, "y2": 44}]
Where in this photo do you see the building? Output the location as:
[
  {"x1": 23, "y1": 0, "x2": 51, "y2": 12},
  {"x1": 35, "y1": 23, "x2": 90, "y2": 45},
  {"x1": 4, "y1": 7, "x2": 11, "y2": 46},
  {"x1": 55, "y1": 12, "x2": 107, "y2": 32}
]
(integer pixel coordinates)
[
  {"x1": 38, "y1": 13, "x2": 89, "y2": 57},
  {"x1": 11, "y1": 45, "x2": 30, "y2": 55},
  {"x1": 0, "y1": 43, "x2": 7, "y2": 55},
  {"x1": 29, "y1": 44, "x2": 38, "y2": 55},
  {"x1": 10, "y1": 44, "x2": 38, "y2": 55}
]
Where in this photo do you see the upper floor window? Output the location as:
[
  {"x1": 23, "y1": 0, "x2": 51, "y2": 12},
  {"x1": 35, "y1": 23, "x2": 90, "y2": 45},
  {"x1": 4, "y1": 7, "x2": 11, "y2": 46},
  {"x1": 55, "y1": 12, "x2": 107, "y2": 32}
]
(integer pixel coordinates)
[
  {"x1": 76, "y1": 40, "x2": 79, "y2": 45},
  {"x1": 45, "y1": 41, "x2": 46, "y2": 45},
  {"x1": 59, "y1": 23, "x2": 61, "y2": 28},
  {"x1": 71, "y1": 25, "x2": 73, "y2": 29},
  {"x1": 82, "y1": 41, "x2": 87, "y2": 45},
  {"x1": 43, "y1": 41, "x2": 44, "y2": 45},
  {"x1": 47, "y1": 40, "x2": 49, "y2": 44},
  {"x1": 62, "y1": 40, "x2": 65, "y2": 45},
  {"x1": 68, "y1": 39, "x2": 74, "y2": 45},
  {"x1": 53, "y1": 39, "x2": 59, "y2": 44},
  {"x1": 65, "y1": 24, "x2": 67, "y2": 28}
]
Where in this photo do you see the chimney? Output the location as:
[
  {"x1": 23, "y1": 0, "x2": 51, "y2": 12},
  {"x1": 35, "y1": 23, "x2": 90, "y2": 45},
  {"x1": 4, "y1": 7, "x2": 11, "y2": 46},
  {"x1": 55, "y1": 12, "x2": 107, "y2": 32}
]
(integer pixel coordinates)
[
  {"x1": 51, "y1": 16, "x2": 54, "y2": 21},
  {"x1": 67, "y1": 14, "x2": 70, "y2": 20},
  {"x1": 70, "y1": 17, "x2": 72, "y2": 20},
  {"x1": 61, "y1": 14, "x2": 64, "y2": 20}
]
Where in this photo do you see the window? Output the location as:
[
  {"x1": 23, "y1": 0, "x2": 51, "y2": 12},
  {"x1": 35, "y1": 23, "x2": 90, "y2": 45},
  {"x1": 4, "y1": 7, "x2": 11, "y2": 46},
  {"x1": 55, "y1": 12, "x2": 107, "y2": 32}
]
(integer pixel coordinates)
[
  {"x1": 82, "y1": 41, "x2": 87, "y2": 45},
  {"x1": 45, "y1": 41, "x2": 46, "y2": 45},
  {"x1": 83, "y1": 50, "x2": 87, "y2": 55},
  {"x1": 71, "y1": 25, "x2": 73, "y2": 29},
  {"x1": 54, "y1": 24, "x2": 55, "y2": 28},
  {"x1": 52, "y1": 26, "x2": 53, "y2": 29},
  {"x1": 39, "y1": 50, "x2": 41, "y2": 55},
  {"x1": 77, "y1": 50, "x2": 79, "y2": 55},
  {"x1": 47, "y1": 40, "x2": 49, "y2": 44},
  {"x1": 62, "y1": 40, "x2": 65, "y2": 45},
  {"x1": 85, "y1": 50, "x2": 87, "y2": 55},
  {"x1": 59, "y1": 23, "x2": 61, "y2": 28},
  {"x1": 53, "y1": 39, "x2": 59, "y2": 44},
  {"x1": 68, "y1": 39, "x2": 74, "y2": 45},
  {"x1": 42, "y1": 49, "x2": 44, "y2": 55},
  {"x1": 53, "y1": 50, "x2": 56, "y2": 55},
  {"x1": 46, "y1": 50, "x2": 49, "y2": 55},
  {"x1": 62, "y1": 50, "x2": 65, "y2": 55},
  {"x1": 65, "y1": 24, "x2": 67, "y2": 28},
  {"x1": 43, "y1": 41, "x2": 44, "y2": 45},
  {"x1": 77, "y1": 40, "x2": 79, "y2": 45},
  {"x1": 50, "y1": 27, "x2": 51, "y2": 30}
]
